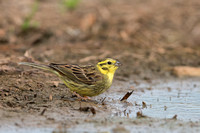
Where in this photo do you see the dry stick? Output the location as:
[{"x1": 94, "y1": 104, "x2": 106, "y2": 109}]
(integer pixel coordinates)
[
  {"x1": 120, "y1": 90, "x2": 134, "y2": 101},
  {"x1": 40, "y1": 108, "x2": 46, "y2": 115}
]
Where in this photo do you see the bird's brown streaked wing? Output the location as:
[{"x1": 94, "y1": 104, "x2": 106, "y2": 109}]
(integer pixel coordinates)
[
  {"x1": 49, "y1": 63, "x2": 102, "y2": 85},
  {"x1": 81, "y1": 65, "x2": 103, "y2": 84}
]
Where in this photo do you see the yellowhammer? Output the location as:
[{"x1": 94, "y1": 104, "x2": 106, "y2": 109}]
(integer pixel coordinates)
[{"x1": 19, "y1": 58, "x2": 121, "y2": 99}]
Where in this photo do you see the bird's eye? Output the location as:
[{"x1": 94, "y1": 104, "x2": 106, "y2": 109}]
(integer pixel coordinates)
[{"x1": 107, "y1": 61, "x2": 112, "y2": 65}]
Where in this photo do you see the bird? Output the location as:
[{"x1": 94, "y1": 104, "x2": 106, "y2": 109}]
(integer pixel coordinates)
[{"x1": 19, "y1": 58, "x2": 121, "y2": 99}]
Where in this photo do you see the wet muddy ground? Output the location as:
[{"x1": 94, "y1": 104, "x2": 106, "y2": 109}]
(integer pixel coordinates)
[
  {"x1": 1, "y1": 79, "x2": 200, "y2": 133},
  {"x1": 1, "y1": 0, "x2": 200, "y2": 132}
]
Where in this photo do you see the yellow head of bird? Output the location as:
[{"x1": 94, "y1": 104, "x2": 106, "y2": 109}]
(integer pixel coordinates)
[{"x1": 97, "y1": 58, "x2": 121, "y2": 75}]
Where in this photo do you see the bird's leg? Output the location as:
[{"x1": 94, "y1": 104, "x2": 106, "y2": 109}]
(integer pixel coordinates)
[{"x1": 72, "y1": 92, "x2": 91, "y2": 101}]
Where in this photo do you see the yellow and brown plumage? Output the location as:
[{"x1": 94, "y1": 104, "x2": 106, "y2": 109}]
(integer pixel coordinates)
[{"x1": 19, "y1": 58, "x2": 121, "y2": 97}]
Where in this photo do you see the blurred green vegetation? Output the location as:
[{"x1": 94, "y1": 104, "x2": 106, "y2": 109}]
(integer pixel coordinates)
[
  {"x1": 21, "y1": 1, "x2": 39, "y2": 31},
  {"x1": 62, "y1": 0, "x2": 80, "y2": 10}
]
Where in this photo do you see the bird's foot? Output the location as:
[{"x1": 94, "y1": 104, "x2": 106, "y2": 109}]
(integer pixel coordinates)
[{"x1": 72, "y1": 92, "x2": 91, "y2": 101}]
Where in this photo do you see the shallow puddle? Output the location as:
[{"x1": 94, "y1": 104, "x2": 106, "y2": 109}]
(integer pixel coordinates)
[{"x1": 109, "y1": 80, "x2": 200, "y2": 121}]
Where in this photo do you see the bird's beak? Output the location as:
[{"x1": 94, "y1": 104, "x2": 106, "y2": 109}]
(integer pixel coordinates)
[{"x1": 115, "y1": 61, "x2": 122, "y2": 67}]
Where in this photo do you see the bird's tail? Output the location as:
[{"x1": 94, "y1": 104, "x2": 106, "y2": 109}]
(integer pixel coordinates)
[{"x1": 19, "y1": 62, "x2": 53, "y2": 72}]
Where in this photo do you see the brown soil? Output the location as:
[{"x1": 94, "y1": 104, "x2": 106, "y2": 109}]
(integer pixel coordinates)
[{"x1": 0, "y1": 0, "x2": 200, "y2": 132}]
